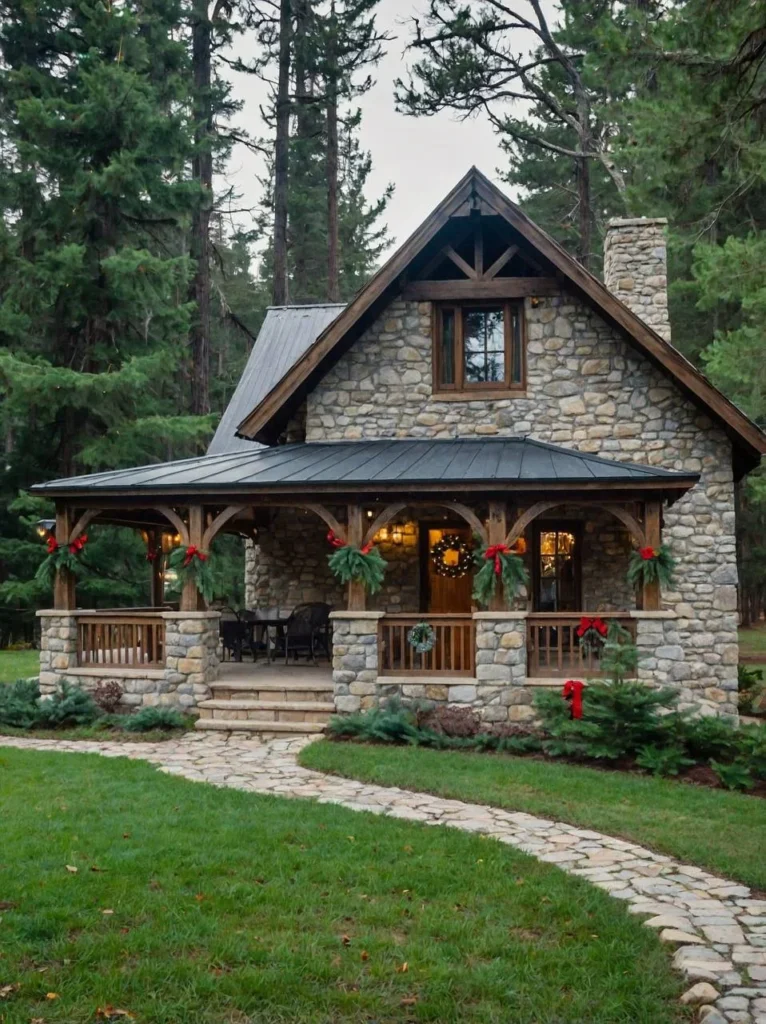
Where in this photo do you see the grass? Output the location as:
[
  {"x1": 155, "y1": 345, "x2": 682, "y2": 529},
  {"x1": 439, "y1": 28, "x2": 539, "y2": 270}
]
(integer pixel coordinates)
[
  {"x1": 300, "y1": 740, "x2": 766, "y2": 891},
  {"x1": 0, "y1": 721, "x2": 193, "y2": 742},
  {"x1": 0, "y1": 649, "x2": 38, "y2": 683},
  {"x1": 739, "y1": 624, "x2": 766, "y2": 658},
  {"x1": 0, "y1": 747, "x2": 687, "y2": 1024}
]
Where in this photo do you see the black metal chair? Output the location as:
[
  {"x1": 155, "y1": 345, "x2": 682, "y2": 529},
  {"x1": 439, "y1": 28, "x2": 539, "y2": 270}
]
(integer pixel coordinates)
[
  {"x1": 270, "y1": 603, "x2": 318, "y2": 664},
  {"x1": 308, "y1": 602, "x2": 332, "y2": 659},
  {"x1": 219, "y1": 618, "x2": 251, "y2": 662}
]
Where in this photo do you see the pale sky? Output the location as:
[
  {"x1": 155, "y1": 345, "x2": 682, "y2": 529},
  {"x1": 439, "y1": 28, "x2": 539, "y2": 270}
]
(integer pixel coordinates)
[{"x1": 221, "y1": 0, "x2": 559, "y2": 255}]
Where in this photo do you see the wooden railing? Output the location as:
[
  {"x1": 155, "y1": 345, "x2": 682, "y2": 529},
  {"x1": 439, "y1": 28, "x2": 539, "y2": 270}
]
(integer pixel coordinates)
[
  {"x1": 379, "y1": 614, "x2": 475, "y2": 677},
  {"x1": 526, "y1": 614, "x2": 636, "y2": 679},
  {"x1": 76, "y1": 612, "x2": 166, "y2": 668}
]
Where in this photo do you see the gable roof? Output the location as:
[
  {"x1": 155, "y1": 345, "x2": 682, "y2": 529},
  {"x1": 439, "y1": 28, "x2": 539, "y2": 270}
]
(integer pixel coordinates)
[
  {"x1": 208, "y1": 303, "x2": 344, "y2": 455},
  {"x1": 233, "y1": 166, "x2": 766, "y2": 476}
]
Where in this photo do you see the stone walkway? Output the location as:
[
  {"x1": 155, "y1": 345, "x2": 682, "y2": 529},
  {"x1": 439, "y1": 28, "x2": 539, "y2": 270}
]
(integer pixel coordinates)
[{"x1": 3, "y1": 732, "x2": 766, "y2": 1024}]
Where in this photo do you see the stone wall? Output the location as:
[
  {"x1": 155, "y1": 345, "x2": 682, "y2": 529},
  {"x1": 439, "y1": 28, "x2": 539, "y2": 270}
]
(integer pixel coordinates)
[
  {"x1": 603, "y1": 218, "x2": 671, "y2": 341},
  {"x1": 304, "y1": 286, "x2": 738, "y2": 717},
  {"x1": 330, "y1": 612, "x2": 382, "y2": 713},
  {"x1": 37, "y1": 610, "x2": 220, "y2": 712}
]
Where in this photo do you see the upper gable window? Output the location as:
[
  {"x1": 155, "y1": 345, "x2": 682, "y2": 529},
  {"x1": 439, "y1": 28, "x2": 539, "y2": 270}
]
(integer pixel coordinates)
[{"x1": 434, "y1": 302, "x2": 524, "y2": 394}]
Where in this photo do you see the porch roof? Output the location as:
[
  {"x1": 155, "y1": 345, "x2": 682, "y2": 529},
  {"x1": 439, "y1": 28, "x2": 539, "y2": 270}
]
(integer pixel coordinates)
[{"x1": 32, "y1": 437, "x2": 698, "y2": 502}]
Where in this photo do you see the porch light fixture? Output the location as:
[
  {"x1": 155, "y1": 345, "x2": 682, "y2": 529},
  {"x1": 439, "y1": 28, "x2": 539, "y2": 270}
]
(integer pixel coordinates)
[
  {"x1": 35, "y1": 519, "x2": 55, "y2": 539},
  {"x1": 161, "y1": 532, "x2": 183, "y2": 553},
  {"x1": 392, "y1": 527, "x2": 403, "y2": 545},
  {"x1": 376, "y1": 526, "x2": 390, "y2": 542}
]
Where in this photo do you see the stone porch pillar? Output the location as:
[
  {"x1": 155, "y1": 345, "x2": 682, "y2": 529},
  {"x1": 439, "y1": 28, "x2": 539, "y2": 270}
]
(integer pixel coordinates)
[
  {"x1": 330, "y1": 610, "x2": 384, "y2": 713},
  {"x1": 162, "y1": 611, "x2": 221, "y2": 707},
  {"x1": 38, "y1": 610, "x2": 78, "y2": 695},
  {"x1": 473, "y1": 611, "x2": 532, "y2": 723}
]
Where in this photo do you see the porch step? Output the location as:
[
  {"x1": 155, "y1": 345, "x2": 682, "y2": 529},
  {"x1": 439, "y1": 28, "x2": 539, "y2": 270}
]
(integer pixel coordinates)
[
  {"x1": 198, "y1": 698, "x2": 333, "y2": 724},
  {"x1": 195, "y1": 718, "x2": 326, "y2": 735},
  {"x1": 210, "y1": 680, "x2": 334, "y2": 702}
]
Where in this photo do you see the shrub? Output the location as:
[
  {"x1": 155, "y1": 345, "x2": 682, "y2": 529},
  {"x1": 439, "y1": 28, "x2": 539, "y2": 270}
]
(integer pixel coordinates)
[
  {"x1": 738, "y1": 665, "x2": 765, "y2": 716},
  {"x1": 326, "y1": 701, "x2": 420, "y2": 745},
  {"x1": 122, "y1": 706, "x2": 187, "y2": 732},
  {"x1": 37, "y1": 682, "x2": 100, "y2": 728},
  {"x1": 0, "y1": 678, "x2": 42, "y2": 728},
  {"x1": 710, "y1": 759, "x2": 754, "y2": 792},
  {"x1": 736, "y1": 725, "x2": 766, "y2": 780},
  {"x1": 92, "y1": 681, "x2": 124, "y2": 714},
  {"x1": 636, "y1": 743, "x2": 694, "y2": 777},
  {"x1": 416, "y1": 705, "x2": 481, "y2": 738},
  {"x1": 681, "y1": 715, "x2": 739, "y2": 762}
]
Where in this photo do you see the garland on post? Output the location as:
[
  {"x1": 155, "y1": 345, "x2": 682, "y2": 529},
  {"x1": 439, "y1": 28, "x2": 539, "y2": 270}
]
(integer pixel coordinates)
[
  {"x1": 627, "y1": 544, "x2": 676, "y2": 590},
  {"x1": 327, "y1": 531, "x2": 387, "y2": 594},
  {"x1": 472, "y1": 539, "x2": 529, "y2": 608},
  {"x1": 407, "y1": 621, "x2": 436, "y2": 654},
  {"x1": 35, "y1": 534, "x2": 88, "y2": 587},
  {"x1": 575, "y1": 616, "x2": 608, "y2": 656},
  {"x1": 168, "y1": 544, "x2": 214, "y2": 604}
]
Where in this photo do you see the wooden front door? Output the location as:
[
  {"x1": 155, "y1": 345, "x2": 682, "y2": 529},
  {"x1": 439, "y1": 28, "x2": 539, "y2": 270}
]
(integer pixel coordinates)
[
  {"x1": 532, "y1": 523, "x2": 582, "y2": 612},
  {"x1": 421, "y1": 525, "x2": 474, "y2": 613}
]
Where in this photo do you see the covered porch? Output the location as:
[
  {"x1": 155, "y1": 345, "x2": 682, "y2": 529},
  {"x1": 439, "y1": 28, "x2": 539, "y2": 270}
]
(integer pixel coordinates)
[{"x1": 31, "y1": 437, "x2": 697, "y2": 731}]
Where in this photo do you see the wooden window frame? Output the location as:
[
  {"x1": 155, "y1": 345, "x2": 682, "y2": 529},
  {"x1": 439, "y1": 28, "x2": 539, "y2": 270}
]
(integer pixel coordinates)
[{"x1": 433, "y1": 300, "x2": 526, "y2": 396}]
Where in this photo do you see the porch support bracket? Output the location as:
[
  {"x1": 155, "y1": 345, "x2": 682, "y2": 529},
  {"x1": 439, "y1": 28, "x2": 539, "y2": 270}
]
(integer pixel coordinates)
[{"x1": 202, "y1": 504, "x2": 248, "y2": 549}]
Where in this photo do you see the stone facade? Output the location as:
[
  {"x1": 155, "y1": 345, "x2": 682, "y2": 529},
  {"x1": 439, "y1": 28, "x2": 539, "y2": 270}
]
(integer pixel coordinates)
[
  {"x1": 603, "y1": 217, "x2": 671, "y2": 341},
  {"x1": 37, "y1": 610, "x2": 220, "y2": 712}
]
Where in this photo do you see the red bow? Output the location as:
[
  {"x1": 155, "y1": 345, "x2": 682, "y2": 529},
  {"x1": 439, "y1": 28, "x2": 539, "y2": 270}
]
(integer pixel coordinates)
[
  {"x1": 46, "y1": 536, "x2": 59, "y2": 554},
  {"x1": 327, "y1": 530, "x2": 347, "y2": 549},
  {"x1": 68, "y1": 533, "x2": 87, "y2": 555},
  {"x1": 576, "y1": 616, "x2": 608, "y2": 638},
  {"x1": 146, "y1": 549, "x2": 158, "y2": 563},
  {"x1": 183, "y1": 545, "x2": 207, "y2": 567},
  {"x1": 562, "y1": 679, "x2": 585, "y2": 719},
  {"x1": 360, "y1": 542, "x2": 373, "y2": 555},
  {"x1": 639, "y1": 546, "x2": 657, "y2": 561},
  {"x1": 484, "y1": 543, "x2": 511, "y2": 576}
]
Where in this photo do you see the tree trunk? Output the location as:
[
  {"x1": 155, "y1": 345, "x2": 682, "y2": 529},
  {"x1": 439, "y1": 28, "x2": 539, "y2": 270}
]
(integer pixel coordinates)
[
  {"x1": 292, "y1": 0, "x2": 310, "y2": 299},
  {"x1": 190, "y1": 0, "x2": 213, "y2": 415},
  {"x1": 273, "y1": 0, "x2": 291, "y2": 306},
  {"x1": 575, "y1": 153, "x2": 591, "y2": 270},
  {"x1": 326, "y1": 9, "x2": 339, "y2": 303}
]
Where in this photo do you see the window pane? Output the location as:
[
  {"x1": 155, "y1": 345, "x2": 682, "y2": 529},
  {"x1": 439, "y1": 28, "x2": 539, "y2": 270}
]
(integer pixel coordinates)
[
  {"x1": 509, "y1": 306, "x2": 522, "y2": 384},
  {"x1": 440, "y1": 309, "x2": 455, "y2": 386},
  {"x1": 463, "y1": 307, "x2": 505, "y2": 384}
]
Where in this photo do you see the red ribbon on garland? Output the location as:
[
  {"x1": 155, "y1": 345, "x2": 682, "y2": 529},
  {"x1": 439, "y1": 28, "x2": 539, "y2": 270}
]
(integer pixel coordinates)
[
  {"x1": 562, "y1": 679, "x2": 585, "y2": 719},
  {"x1": 484, "y1": 543, "x2": 512, "y2": 575},
  {"x1": 182, "y1": 545, "x2": 208, "y2": 567},
  {"x1": 46, "y1": 536, "x2": 58, "y2": 554},
  {"x1": 68, "y1": 533, "x2": 87, "y2": 555},
  {"x1": 575, "y1": 616, "x2": 608, "y2": 639},
  {"x1": 327, "y1": 530, "x2": 346, "y2": 549},
  {"x1": 639, "y1": 546, "x2": 658, "y2": 561}
]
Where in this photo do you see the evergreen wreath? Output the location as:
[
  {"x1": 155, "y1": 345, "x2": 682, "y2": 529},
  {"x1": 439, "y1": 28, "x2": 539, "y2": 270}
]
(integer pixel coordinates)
[
  {"x1": 327, "y1": 532, "x2": 387, "y2": 594},
  {"x1": 407, "y1": 621, "x2": 436, "y2": 654},
  {"x1": 575, "y1": 616, "x2": 608, "y2": 656},
  {"x1": 472, "y1": 538, "x2": 529, "y2": 608},
  {"x1": 430, "y1": 534, "x2": 472, "y2": 578},
  {"x1": 168, "y1": 545, "x2": 214, "y2": 604},
  {"x1": 627, "y1": 544, "x2": 676, "y2": 590},
  {"x1": 35, "y1": 534, "x2": 88, "y2": 587}
]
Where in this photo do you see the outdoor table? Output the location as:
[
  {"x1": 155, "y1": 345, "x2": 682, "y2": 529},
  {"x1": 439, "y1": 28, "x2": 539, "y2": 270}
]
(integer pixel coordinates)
[{"x1": 244, "y1": 611, "x2": 290, "y2": 663}]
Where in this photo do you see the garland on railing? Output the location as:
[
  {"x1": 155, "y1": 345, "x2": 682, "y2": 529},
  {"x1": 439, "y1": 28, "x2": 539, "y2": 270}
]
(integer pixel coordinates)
[
  {"x1": 327, "y1": 530, "x2": 387, "y2": 594},
  {"x1": 472, "y1": 539, "x2": 529, "y2": 608},
  {"x1": 575, "y1": 616, "x2": 608, "y2": 656},
  {"x1": 168, "y1": 544, "x2": 214, "y2": 603},
  {"x1": 35, "y1": 534, "x2": 88, "y2": 587},
  {"x1": 627, "y1": 544, "x2": 676, "y2": 590},
  {"x1": 407, "y1": 621, "x2": 436, "y2": 654}
]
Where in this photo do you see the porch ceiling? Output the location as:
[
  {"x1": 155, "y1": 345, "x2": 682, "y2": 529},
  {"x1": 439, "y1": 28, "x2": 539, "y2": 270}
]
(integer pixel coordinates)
[{"x1": 31, "y1": 437, "x2": 699, "y2": 504}]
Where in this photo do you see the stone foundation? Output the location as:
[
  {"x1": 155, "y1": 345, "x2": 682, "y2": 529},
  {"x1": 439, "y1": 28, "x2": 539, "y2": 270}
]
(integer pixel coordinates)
[{"x1": 37, "y1": 610, "x2": 220, "y2": 712}]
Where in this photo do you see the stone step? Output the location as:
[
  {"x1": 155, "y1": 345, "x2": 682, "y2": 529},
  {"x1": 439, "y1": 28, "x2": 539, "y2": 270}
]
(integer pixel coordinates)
[
  {"x1": 210, "y1": 680, "x2": 334, "y2": 703},
  {"x1": 201, "y1": 698, "x2": 335, "y2": 712},
  {"x1": 195, "y1": 717, "x2": 326, "y2": 735},
  {"x1": 198, "y1": 698, "x2": 333, "y2": 724}
]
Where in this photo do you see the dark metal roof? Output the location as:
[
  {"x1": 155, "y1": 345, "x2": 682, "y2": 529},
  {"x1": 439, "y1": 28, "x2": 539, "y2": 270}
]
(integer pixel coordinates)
[
  {"x1": 208, "y1": 303, "x2": 345, "y2": 456},
  {"x1": 32, "y1": 437, "x2": 699, "y2": 498}
]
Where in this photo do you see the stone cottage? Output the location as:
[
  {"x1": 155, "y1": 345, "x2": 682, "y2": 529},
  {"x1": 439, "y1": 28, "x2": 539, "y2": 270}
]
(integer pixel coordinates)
[{"x1": 32, "y1": 168, "x2": 766, "y2": 733}]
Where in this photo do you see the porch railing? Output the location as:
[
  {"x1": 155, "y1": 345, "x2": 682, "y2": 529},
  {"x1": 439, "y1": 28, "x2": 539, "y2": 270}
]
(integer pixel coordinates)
[
  {"x1": 378, "y1": 614, "x2": 475, "y2": 677},
  {"x1": 526, "y1": 613, "x2": 636, "y2": 679},
  {"x1": 76, "y1": 612, "x2": 166, "y2": 668}
]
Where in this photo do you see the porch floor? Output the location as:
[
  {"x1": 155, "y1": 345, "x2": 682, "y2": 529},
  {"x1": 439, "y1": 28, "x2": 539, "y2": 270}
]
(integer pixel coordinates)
[{"x1": 217, "y1": 660, "x2": 333, "y2": 688}]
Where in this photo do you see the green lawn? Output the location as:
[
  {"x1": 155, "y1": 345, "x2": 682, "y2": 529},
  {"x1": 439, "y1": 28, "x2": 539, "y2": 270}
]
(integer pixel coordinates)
[
  {"x1": 0, "y1": 748, "x2": 686, "y2": 1024},
  {"x1": 301, "y1": 740, "x2": 766, "y2": 891},
  {"x1": 739, "y1": 625, "x2": 766, "y2": 658},
  {"x1": 0, "y1": 649, "x2": 38, "y2": 683}
]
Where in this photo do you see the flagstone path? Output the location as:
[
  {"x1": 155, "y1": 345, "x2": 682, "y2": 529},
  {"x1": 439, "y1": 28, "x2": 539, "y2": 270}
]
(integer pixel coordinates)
[{"x1": 3, "y1": 731, "x2": 766, "y2": 1024}]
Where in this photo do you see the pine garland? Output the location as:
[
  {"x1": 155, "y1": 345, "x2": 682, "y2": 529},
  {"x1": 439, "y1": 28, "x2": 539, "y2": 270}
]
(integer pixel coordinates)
[
  {"x1": 472, "y1": 539, "x2": 529, "y2": 608},
  {"x1": 327, "y1": 542, "x2": 387, "y2": 594},
  {"x1": 168, "y1": 545, "x2": 215, "y2": 604},
  {"x1": 35, "y1": 534, "x2": 87, "y2": 587},
  {"x1": 627, "y1": 544, "x2": 676, "y2": 590}
]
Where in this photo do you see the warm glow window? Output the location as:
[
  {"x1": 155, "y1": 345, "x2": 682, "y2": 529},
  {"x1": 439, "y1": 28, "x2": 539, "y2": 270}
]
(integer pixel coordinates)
[{"x1": 434, "y1": 302, "x2": 524, "y2": 394}]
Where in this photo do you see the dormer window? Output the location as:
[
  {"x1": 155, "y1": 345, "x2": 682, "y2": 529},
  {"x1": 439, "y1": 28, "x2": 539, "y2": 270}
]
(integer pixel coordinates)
[{"x1": 434, "y1": 302, "x2": 524, "y2": 395}]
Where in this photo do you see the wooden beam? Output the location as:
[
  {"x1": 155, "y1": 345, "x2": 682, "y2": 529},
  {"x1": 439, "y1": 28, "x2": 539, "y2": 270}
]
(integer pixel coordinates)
[
  {"x1": 180, "y1": 505, "x2": 205, "y2": 611},
  {"x1": 68, "y1": 508, "x2": 101, "y2": 544},
  {"x1": 444, "y1": 245, "x2": 477, "y2": 280},
  {"x1": 483, "y1": 245, "x2": 518, "y2": 280},
  {"x1": 643, "y1": 500, "x2": 662, "y2": 611},
  {"x1": 202, "y1": 504, "x2": 248, "y2": 549},
  {"x1": 473, "y1": 224, "x2": 483, "y2": 278},
  {"x1": 402, "y1": 278, "x2": 559, "y2": 301},
  {"x1": 363, "y1": 502, "x2": 407, "y2": 548},
  {"x1": 346, "y1": 503, "x2": 365, "y2": 612},
  {"x1": 487, "y1": 500, "x2": 507, "y2": 611},
  {"x1": 147, "y1": 529, "x2": 164, "y2": 607},
  {"x1": 54, "y1": 504, "x2": 76, "y2": 610}
]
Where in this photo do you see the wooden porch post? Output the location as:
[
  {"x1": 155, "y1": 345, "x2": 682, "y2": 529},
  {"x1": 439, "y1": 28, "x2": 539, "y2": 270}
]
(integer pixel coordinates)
[
  {"x1": 488, "y1": 500, "x2": 507, "y2": 611},
  {"x1": 643, "y1": 500, "x2": 662, "y2": 611},
  {"x1": 346, "y1": 503, "x2": 366, "y2": 612},
  {"x1": 53, "y1": 504, "x2": 76, "y2": 610},
  {"x1": 148, "y1": 530, "x2": 164, "y2": 607},
  {"x1": 180, "y1": 505, "x2": 205, "y2": 611}
]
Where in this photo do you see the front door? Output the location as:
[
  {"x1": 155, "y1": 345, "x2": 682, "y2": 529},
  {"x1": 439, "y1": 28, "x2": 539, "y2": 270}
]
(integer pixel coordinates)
[
  {"x1": 533, "y1": 524, "x2": 581, "y2": 611},
  {"x1": 421, "y1": 525, "x2": 474, "y2": 613}
]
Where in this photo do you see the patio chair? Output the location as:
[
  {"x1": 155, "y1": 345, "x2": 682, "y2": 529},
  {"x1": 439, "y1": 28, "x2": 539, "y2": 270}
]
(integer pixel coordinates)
[
  {"x1": 306, "y1": 602, "x2": 332, "y2": 659},
  {"x1": 219, "y1": 618, "x2": 251, "y2": 662},
  {"x1": 272, "y1": 603, "x2": 322, "y2": 665}
]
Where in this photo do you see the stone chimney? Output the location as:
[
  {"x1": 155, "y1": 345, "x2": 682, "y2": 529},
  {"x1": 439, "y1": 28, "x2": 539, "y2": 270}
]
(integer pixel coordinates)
[{"x1": 603, "y1": 218, "x2": 670, "y2": 341}]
